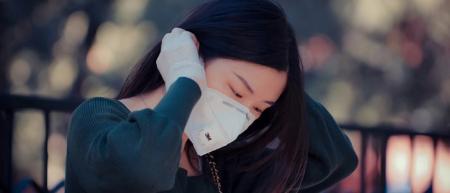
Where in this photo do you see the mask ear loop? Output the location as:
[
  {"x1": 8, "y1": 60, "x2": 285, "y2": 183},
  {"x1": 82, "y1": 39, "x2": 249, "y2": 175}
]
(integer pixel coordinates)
[{"x1": 241, "y1": 107, "x2": 255, "y2": 131}]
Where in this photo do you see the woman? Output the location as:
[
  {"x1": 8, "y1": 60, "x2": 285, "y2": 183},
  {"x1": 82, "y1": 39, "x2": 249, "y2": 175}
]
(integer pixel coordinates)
[{"x1": 65, "y1": 0, "x2": 358, "y2": 193}]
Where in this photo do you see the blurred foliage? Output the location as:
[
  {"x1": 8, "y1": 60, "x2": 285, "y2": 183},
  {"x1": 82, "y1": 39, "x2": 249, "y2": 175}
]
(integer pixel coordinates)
[{"x1": 2, "y1": 0, "x2": 448, "y2": 130}]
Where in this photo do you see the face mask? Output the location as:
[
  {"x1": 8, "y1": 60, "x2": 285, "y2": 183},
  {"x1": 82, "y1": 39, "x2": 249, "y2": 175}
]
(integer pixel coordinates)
[{"x1": 184, "y1": 87, "x2": 257, "y2": 156}]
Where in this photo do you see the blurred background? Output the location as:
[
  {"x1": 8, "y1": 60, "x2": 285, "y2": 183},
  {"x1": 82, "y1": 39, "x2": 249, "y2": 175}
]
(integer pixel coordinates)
[{"x1": 0, "y1": 0, "x2": 449, "y2": 193}]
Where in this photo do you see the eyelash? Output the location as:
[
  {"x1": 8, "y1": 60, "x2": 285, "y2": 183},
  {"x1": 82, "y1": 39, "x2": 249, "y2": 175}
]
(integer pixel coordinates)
[
  {"x1": 229, "y1": 85, "x2": 242, "y2": 98},
  {"x1": 234, "y1": 91, "x2": 243, "y2": 98},
  {"x1": 229, "y1": 84, "x2": 262, "y2": 113}
]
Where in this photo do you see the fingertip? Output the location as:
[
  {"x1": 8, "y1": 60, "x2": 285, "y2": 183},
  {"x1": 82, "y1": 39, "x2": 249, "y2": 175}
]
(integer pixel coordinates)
[
  {"x1": 162, "y1": 33, "x2": 170, "y2": 41},
  {"x1": 172, "y1": 27, "x2": 184, "y2": 34},
  {"x1": 183, "y1": 31, "x2": 200, "y2": 49}
]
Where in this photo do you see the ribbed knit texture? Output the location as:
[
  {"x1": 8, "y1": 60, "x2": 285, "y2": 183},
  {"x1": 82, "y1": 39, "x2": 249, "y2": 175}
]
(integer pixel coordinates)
[{"x1": 65, "y1": 77, "x2": 358, "y2": 193}]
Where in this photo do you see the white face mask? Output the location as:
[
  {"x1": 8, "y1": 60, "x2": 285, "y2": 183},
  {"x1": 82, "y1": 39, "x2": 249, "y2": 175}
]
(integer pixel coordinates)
[{"x1": 184, "y1": 87, "x2": 257, "y2": 156}]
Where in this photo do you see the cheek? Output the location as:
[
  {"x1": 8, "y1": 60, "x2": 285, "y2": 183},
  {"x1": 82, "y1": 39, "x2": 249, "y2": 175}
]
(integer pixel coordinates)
[
  {"x1": 205, "y1": 70, "x2": 220, "y2": 89},
  {"x1": 205, "y1": 68, "x2": 230, "y2": 91}
]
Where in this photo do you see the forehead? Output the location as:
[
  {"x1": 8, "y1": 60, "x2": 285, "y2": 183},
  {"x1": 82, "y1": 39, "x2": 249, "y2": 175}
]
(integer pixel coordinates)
[{"x1": 205, "y1": 58, "x2": 288, "y2": 102}]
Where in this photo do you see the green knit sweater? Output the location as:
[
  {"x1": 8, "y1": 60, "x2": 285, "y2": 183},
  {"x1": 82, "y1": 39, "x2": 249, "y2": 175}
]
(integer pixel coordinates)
[{"x1": 65, "y1": 77, "x2": 358, "y2": 193}]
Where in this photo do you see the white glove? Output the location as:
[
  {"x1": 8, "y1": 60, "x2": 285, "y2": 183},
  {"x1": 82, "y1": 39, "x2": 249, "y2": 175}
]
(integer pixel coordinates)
[{"x1": 156, "y1": 27, "x2": 207, "y2": 94}]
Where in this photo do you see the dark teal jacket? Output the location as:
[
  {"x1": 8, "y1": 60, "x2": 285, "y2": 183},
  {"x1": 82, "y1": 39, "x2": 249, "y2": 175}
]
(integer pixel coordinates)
[{"x1": 65, "y1": 77, "x2": 358, "y2": 193}]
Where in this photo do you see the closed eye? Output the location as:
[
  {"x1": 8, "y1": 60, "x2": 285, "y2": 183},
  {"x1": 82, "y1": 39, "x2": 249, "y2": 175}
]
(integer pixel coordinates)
[
  {"x1": 229, "y1": 84, "x2": 264, "y2": 114},
  {"x1": 229, "y1": 84, "x2": 243, "y2": 98}
]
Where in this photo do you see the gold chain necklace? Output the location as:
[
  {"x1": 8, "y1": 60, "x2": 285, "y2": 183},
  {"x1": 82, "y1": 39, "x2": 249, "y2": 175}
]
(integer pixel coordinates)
[{"x1": 206, "y1": 153, "x2": 223, "y2": 193}]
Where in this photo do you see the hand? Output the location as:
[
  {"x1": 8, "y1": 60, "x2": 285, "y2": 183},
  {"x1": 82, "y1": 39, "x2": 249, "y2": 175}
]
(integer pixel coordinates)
[{"x1": 156, "y1": 27, "x2": 207, "y2": 94}]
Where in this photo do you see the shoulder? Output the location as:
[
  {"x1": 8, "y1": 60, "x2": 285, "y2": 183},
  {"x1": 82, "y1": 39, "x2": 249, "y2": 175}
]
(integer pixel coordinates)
[
  {"x1": 69, "y1": 96, "x2": 129, "y2": 127},
  {"x1": 73, "y1": 96, "x2": 128, "y2": 114},
  {"x1": 302, "y1": 93, "x2": 359, "y2": 192},
  {"x1": 304, "y1": 93, "x2": 326, "y2": 115},
  {"x1": 304, "y1": 93, "x2": 338, "y2": 129}
]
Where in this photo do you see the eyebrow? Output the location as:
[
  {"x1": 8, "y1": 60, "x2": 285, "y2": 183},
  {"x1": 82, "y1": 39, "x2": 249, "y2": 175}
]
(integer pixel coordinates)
[{"x1": 232, "y1": 71, "x2": 275, "y2": 106}]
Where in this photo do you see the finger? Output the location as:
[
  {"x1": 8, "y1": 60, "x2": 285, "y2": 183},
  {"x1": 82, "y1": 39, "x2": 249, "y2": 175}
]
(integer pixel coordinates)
[
  {"x1": 189, "y1": 32, "x2": 199, "y2": 47},
  {"x1": 199, "y1": 56, "x2": 205, "y2": 67},
  {"x1": 161, "y1": 33, "x2": 172, "y2": 47},
  {"x1": 171, "y1": 27, "x2": 184, "y2": 35},
  {"x1": 192, "y1": 35, "x2": 200, "y2": 50},
  {"x1": 182, "y1": 31, "x2": 200, "y2": 50},
  {"x1": 162, "y1": 33, "x2": 171, "y2": 42}
]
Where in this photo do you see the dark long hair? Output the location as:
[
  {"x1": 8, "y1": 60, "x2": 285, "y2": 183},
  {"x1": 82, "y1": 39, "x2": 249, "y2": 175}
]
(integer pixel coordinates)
[{"x1": 115, "y1": 0, "x2": 309, "y2": 192}]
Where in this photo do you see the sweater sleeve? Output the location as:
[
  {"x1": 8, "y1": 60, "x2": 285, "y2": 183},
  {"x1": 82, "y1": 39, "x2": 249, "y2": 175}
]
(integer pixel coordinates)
[
  {"x1": 299, "y1": 93, "x2": 359, "y2": 192},
  {"x1": 65, "y1": 77, "x2": 201, "y2": 193}
]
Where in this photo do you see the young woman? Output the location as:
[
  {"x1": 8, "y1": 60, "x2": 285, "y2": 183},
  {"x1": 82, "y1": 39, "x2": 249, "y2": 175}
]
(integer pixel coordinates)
[{"x1": 65, "y1": 0, "x2": 358, "y2": 193}]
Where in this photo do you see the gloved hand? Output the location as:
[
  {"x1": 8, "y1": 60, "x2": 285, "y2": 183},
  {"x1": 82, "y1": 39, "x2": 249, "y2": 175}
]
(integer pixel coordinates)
[{"x1": 156, "y1": 27, "x2": 207, "y2": 94}]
